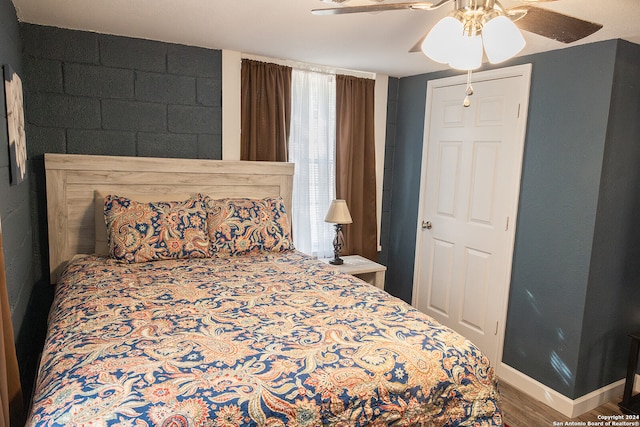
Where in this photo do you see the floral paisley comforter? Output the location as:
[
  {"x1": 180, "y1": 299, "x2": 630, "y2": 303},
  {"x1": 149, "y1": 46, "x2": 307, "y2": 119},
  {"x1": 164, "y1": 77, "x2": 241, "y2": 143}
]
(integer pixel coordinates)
[{"x1": 27, "y1": 251, "x2": 503, "y2": 427}]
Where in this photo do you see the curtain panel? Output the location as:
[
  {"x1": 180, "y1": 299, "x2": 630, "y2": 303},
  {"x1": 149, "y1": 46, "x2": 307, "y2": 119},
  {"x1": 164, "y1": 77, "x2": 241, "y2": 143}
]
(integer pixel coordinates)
[
  {"x1": 240, "y1": 59, "x2": 292, "y2": 162},
  {"x1": 0, "y1": 224, "x2": 23, "y2": 426},
  {"x1": 335, "y1": 75, "x2": 377, "y2": 261}
]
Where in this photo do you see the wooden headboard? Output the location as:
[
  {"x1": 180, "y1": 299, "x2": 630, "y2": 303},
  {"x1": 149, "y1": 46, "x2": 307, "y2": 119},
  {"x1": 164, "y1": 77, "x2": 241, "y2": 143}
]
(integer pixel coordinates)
[{"x1": 45, "y1": 153, "x2": 295, "y2": 283}]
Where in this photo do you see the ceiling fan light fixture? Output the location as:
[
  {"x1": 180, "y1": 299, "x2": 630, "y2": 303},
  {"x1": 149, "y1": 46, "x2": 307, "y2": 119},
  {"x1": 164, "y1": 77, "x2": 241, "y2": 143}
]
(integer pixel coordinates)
[
  {"x1": 421, "y1": 16, "x2": 464, "y2": 64},
  {"x1": 482, "y1": 15, "x2": 526, "y2": 63},
  {"x1": 448, "y1": 33, "x2": 483, "y2": 70}
]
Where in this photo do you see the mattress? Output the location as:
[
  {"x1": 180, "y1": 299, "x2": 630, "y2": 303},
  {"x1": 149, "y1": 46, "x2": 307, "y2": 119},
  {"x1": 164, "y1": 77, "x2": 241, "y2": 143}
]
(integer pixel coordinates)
[{"x1": 27, "y1": 251, "x2": 503, "y2": 426}]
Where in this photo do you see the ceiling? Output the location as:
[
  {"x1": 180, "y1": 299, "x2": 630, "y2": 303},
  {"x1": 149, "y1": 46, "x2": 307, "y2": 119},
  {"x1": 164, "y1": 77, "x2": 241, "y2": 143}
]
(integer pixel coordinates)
[{"x1": 11, "y1": 0, "x2": 640, "y2": 77}]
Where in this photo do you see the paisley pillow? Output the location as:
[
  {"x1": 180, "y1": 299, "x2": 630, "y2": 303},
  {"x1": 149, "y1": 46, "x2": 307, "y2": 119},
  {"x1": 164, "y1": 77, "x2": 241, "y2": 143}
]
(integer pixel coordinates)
[
  {"x1": 204, "y1": 197, "x2": 294, "y2": 257},
  {"x1": 105, "y1": 195, "x2": 210, "y2": 263},
  {"x1": 94, "y1": 191, "x2": 192, "y2": 256}
]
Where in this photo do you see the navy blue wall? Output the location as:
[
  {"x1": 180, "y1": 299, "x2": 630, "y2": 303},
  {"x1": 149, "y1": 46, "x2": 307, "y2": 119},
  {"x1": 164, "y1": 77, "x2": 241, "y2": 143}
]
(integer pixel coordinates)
[
  {"x1": 575, "y1": 40, "x2": 640, "y2": 397},
  {"x1": 384, "y1": 69, "x2": 451, "y2": 302},
  {"x1": 0, "y1": 0, "x2": 36, "y2": 397},
  {"x1": 385, "y1": 39, "x2": 640, "y2": 399},
  {"x1": 502, "y1": 42, "x2": 616, "y2": 399}
]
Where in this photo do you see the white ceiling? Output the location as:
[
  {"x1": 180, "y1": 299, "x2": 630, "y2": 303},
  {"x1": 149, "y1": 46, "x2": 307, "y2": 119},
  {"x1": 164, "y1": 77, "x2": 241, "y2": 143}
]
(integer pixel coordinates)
[{"x1": 11, "y1": 0, "x2": 640, "y2": 77}]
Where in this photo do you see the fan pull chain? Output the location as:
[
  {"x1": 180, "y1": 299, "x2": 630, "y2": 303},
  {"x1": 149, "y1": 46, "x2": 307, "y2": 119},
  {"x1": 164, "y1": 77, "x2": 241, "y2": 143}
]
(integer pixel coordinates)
[{"x1": 463, "y1": 70, "x2": 474, "y2": 108}]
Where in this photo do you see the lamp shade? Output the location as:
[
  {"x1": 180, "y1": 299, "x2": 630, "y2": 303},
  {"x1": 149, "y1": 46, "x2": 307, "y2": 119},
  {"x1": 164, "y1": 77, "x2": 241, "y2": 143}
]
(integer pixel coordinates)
[
  {"x1": 482, "y1": 15, "x2": 526, "y2": 64},
  {"x1": 324, "y1": 199, "x2": 353, "y2": 224},
  {"x1": 421, "y1": 16, "x2": 464, "y2": 64},
  {"x1": 448, "y1": 33, "x2": 483, "y2": 70}
]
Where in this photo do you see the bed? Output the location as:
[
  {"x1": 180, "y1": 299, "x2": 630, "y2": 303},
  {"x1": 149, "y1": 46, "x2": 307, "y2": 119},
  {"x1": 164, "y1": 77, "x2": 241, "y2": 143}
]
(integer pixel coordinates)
[{"x1": 27, "y1": 153, "x2": 503, "y2": 426}]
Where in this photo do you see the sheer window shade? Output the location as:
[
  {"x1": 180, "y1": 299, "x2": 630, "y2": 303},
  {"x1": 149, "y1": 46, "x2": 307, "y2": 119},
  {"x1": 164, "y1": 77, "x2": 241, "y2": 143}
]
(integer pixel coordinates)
[{"x1": 289, "y1": 69, "x2": 336, "y2": 258}]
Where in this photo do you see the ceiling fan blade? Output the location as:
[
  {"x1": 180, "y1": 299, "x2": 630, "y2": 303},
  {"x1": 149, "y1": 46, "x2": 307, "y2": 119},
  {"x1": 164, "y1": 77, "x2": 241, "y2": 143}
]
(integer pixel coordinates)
[
  {"x1": 312, "y1": 1, "x2": 435, "y2": 15},
  {"x1": 508, "y1": 5, "x2": 603, "y2": 43},
  {"x1": 409, "y1": 32, "x2": 428, "y2": 52}
]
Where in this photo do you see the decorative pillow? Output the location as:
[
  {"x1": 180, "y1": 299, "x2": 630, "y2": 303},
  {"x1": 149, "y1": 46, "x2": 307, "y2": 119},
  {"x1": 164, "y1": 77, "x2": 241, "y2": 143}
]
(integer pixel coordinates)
[
  {"x1": 204, "y1": 197, "x2": 294, "y2": 257},
  {"x1": 104, "y1": 194, "x2": 210, "y2": 263},
  {"x1": 94, "y1": 191, "x2": 191, "y2": 256}
]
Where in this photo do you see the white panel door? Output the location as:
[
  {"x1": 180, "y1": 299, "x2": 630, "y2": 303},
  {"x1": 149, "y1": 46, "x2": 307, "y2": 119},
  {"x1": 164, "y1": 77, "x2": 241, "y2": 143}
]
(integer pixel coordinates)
[{"x1": 413, "y1": 65, "x2": 531, "y2": 364}]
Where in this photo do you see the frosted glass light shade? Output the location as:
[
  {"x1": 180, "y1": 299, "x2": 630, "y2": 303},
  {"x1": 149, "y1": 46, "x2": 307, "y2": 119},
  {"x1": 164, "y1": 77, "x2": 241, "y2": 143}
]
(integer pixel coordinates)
[
  {"x1": 324, "y1": 199, "x2": 353, "y2": 224},
  {"x1": 421, "y1": 16, "x2": 464, "y2": 64},
  {"x1": 482, "y1": 15, "x2": 526, "y2": 64},
  {"x1": 448, "y1": 34, "x2": 483, "y2": 70}
]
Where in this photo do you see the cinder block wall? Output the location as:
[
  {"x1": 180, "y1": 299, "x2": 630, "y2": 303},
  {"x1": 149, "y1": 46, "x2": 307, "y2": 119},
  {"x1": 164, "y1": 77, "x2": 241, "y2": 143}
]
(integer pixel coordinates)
[{"x1": 22, "y1": 24, "x2": 222, "y2": 162}]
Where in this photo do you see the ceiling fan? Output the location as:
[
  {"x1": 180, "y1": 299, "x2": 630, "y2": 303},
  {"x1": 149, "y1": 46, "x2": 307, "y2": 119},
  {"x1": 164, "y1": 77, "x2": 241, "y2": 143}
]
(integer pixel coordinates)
[{"x1": 312, "y1": 0, "x2": 603, "y2": 53}]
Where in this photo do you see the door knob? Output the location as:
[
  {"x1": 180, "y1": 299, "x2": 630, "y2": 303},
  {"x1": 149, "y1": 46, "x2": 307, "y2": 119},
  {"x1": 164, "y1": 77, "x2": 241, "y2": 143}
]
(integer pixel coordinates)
[{"x1": 422, "y1": 221, "x2": 432, "y2": 230}]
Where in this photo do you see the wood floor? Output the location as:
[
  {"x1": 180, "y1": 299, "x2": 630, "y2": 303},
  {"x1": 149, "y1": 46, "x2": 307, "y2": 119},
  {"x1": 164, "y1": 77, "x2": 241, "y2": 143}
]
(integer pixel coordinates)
[{"x1": 499, "y1": 380, "x2": 625, "y2": 426}]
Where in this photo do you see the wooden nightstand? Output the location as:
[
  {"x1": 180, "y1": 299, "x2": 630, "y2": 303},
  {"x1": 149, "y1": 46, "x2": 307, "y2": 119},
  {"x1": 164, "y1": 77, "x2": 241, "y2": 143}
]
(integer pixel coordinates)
[{"x1": 320, "y1": 255, "x2": 386, "y2": 290}]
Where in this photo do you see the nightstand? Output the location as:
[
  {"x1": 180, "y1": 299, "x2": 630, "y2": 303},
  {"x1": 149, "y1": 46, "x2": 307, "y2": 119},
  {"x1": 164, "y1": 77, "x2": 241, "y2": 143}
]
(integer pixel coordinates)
[{"x1": 321, "y1": 255, "x2": 386, "y2": 290}]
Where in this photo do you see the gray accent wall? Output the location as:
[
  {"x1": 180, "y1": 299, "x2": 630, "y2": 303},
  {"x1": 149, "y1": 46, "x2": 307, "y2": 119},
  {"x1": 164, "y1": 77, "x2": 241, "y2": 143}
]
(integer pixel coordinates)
[
  {"x1": 384, "y1": 39, "x2": 640, "y2": 399},
  {"x1": 22, "y1": 24, "x2": 222, "y2": 164}
]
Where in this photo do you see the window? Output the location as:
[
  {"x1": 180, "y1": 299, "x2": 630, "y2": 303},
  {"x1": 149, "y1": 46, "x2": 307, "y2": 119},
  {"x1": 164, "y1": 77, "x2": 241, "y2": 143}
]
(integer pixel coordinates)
[{"x1": 289, "y1": 69, "x2": 336, "y2": 258}]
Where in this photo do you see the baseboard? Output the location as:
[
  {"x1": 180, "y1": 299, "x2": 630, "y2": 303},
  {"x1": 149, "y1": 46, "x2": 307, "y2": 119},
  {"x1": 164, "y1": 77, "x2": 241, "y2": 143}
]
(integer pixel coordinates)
[{"x1": 498, "y1": 362, "x2": 640, "y2": 418}]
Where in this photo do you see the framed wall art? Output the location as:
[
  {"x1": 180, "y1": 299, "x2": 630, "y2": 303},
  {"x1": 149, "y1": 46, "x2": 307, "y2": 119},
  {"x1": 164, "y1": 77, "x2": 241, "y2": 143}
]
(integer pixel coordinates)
[{"x1": 4, "y1": 64, "x2": 26, "y2": 185}]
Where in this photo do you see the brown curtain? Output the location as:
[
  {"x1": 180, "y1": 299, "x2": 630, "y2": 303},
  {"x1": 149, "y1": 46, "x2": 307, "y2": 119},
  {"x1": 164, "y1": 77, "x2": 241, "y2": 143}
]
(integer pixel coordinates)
[
  {"x1": 0, "y1": 226, "x2": 23, "y2": 426},
  {"x1": 241, "y1": 59, "x2": 292, "y2": 161},
  {"x1": 335, "y1": 74, "x2": 377, "y2": 261}
]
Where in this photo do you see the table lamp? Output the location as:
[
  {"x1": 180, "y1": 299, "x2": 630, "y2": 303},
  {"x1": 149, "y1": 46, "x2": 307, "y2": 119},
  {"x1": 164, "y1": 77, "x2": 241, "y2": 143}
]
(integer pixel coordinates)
[{"x1": 324, "y1": 199, "x2": 353, "y2": 265}]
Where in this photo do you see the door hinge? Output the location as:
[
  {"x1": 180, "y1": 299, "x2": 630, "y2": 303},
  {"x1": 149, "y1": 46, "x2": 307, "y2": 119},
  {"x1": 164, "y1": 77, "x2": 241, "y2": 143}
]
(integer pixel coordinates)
[
  {"x1": 495, "y1": 321, "x2": 499, "y2": 335},
  {"x1": 517, "y1": 104, "x2": 521, "y2": 118},
  {"x1": 505, "y1": 216, "x2": 510, "y2": 231}
]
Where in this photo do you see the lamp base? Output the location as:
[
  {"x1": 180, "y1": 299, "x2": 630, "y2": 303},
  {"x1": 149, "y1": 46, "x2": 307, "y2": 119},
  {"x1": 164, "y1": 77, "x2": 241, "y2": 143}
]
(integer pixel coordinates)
[{"x1": 330, "y1": 224, "x2": 345, "y2": 266}]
